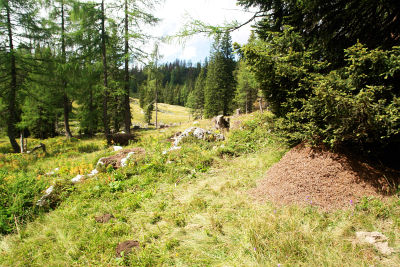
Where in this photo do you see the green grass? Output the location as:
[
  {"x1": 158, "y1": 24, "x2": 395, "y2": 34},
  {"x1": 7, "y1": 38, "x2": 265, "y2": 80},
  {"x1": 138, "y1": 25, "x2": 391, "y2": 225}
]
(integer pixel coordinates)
[
  {"x1": 130, "y1": 98, "x2": 192, "y2": 127},
  {"x1": 0, "y1": 112, "x2": 399, "y2": 266}
]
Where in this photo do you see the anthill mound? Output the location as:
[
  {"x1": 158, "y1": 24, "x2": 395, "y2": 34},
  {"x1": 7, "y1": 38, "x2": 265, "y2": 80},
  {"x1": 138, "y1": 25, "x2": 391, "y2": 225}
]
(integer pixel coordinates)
[{"x1": 251, "y1": 143, "x2": 399, "y2": 211}]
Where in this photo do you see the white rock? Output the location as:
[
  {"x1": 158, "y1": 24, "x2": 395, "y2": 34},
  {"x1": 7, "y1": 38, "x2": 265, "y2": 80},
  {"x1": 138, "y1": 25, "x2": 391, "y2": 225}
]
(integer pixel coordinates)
[
  {"x1": 356, "y1": 231, "x2": 394, "y2": 255},
  {"x1": 120, "y1": 152, "x2": 135, "y2": 167},
  {"x1": 97, "y1": 157, "x2": 106, "y2": 166},
  {"x1": 87, "y1": 169, "x2": 99, "y2": 177},
  {"x1": 45, "y1": 185, "x2": 55, "y2": 195},
  {"x1": 113, "y1": 146, "x2": 123, "y2": 151},
  {"x1": 45, "y1": 167, "x2": 59, "y2": 176},
  {"x1": 71, "y1": 174, "x2": 84, "y2": 184},
  {"x1": 36, "y1": 185, "x2": 55, "y2": 206}
]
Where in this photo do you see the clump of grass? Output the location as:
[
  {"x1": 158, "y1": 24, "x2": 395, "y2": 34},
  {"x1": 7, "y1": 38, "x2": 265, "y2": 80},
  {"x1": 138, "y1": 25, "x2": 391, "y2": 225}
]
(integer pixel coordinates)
[{"x1": 77, "y1": 143, "x2": 100, "y2": 153}]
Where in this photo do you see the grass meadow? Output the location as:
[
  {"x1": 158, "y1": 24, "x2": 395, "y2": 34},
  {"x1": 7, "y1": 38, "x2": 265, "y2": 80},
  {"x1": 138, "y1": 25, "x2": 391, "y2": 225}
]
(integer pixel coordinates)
[{"x1": 0, "y1": 110, "x2": 399, "y2": 266}]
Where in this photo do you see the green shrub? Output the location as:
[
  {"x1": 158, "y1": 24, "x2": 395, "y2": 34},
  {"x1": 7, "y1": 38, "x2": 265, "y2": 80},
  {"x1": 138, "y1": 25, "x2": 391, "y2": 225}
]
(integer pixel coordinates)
[
  {"x1": 243, "y1": 27, "x2": 400, "y2": 160},
  {"x1": 291, "y1": 44, "x2": 400, "y2": 156},
  {"x1": 0, "y1": 172, "x2": 46, "y2": 234}
]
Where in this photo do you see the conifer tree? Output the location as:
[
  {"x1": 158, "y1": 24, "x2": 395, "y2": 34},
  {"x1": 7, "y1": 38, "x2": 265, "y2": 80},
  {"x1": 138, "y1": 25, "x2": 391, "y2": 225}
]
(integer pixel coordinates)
[
  {"x1": 0, "y1": 0, "x2": 40, "y2": 152},
  {"x1": 234, "y1": 60, "x2": 259, "y2": 113},
  {"x1": 187, "y1": 66, "x2": 206, "y2": 118},
  {"x1": 204, "y1": 32, "x2": 236, "y2": 118}
]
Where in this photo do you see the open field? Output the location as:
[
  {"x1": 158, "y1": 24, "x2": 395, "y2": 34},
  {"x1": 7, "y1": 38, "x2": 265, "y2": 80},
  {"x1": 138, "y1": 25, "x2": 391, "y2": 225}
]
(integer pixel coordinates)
[
  {"x1": 0, "y1": 112, "x2": 399, "y2": 266},
  {"x1": 130, "y1": 98, "x2": 192, "y2": 127}
]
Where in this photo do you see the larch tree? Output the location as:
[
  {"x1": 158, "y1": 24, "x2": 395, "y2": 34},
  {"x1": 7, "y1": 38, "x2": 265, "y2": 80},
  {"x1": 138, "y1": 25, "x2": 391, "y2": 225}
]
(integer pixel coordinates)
[{"x1": 0, "y1": 0, "x2": 40, "y2": 152}]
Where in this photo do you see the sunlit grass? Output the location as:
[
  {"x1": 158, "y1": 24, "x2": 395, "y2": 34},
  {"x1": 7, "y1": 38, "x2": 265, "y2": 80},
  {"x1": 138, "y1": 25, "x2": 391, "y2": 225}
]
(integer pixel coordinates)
[
  {"x1": 0, "y1": 111, "x2": 399, "y2": 266},
  {"x1": 130, "y1": 98, "x2": 192, "y2": 127}
]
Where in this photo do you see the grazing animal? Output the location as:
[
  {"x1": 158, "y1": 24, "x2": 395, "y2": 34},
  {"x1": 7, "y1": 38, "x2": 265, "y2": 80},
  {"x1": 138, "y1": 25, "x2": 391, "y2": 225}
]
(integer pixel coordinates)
[
  {"x1": 106, "y1": 133, "x2": 136, "y2": 146},
  {"x1": 212, "y1": 115, "x2": 230, "y2": 132}
]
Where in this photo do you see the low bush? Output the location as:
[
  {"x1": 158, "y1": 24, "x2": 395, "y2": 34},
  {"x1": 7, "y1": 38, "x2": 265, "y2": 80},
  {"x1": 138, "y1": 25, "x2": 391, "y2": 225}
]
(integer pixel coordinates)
[{"x1": 0, "y1": 171, "x2": 46, "y2": 234}]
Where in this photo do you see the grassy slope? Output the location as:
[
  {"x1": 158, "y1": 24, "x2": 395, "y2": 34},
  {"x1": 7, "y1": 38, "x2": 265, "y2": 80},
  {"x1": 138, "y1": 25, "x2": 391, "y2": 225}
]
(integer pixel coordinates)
[
  {"x1": 0, "y1": 112, "x2": 399, "y2": 266},
  {"x1": 130, "y1": 98, "x2": 192, "y2": 127}
]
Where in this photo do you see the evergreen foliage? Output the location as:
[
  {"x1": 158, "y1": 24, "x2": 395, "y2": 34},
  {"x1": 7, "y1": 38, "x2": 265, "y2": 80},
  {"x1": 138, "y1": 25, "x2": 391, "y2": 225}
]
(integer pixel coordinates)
[
  {"x1": 233, "y1": 60, "x2": 259, "y2": 113},
  {"x1": 187, "y1": 66, "x2": 207, "y2": 118},
  {"x1": 238, "y1": 0, "x2": 400, "y2": 65},
  {"x1": 204, "y1": 32, "x2": 236, "y2": 118},
  {"x1": 241, "y1": 27, "x2": 400, "y2": 164}
]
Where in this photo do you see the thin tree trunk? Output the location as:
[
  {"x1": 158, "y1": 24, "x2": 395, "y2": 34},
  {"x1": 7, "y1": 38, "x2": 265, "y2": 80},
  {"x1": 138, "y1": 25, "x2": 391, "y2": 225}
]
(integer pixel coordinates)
[
  {"x1": 20, "y1": 132, "x2": 24, "y2": 153},
  {"x1": 6, "y1": 4, "x2": 20, "y2": 153},
  {"x1": 155, "y1": 87, "x2": 158, "y2": 129},
  {"x1": 89, "y1": 86, "x2": 94, "y2": 135},
  {"x1": 101, "y1": 0, "x2": 110, "y2": 140},
  {"x1": 61, "y1": 1, "x2": 73, "y2": 138},
  {"x1": 123, "y1": 0, "x2": 131, "y2": 133}
]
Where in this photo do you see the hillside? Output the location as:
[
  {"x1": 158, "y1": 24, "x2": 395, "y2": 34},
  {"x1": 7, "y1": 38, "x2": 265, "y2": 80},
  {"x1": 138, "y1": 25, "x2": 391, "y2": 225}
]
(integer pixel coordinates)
[
  {"x1": 130, "y1": 98, "x2": 192, "y2": 127},
  {"x1": 0, "y1": 112, "x2": 399, "y2": 266}
]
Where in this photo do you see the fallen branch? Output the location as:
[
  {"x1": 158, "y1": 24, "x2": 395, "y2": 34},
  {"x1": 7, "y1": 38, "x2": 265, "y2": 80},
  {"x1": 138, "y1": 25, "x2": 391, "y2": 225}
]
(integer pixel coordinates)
[{"x1": 27, "y1": 143, "x2": 47, "y2": 154}]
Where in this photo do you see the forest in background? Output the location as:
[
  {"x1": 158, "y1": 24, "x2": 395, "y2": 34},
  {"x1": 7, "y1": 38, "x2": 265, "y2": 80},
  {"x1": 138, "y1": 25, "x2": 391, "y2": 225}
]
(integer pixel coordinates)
[{"x1": 0, "y1": 0, "x2": 261, "y2": 153}]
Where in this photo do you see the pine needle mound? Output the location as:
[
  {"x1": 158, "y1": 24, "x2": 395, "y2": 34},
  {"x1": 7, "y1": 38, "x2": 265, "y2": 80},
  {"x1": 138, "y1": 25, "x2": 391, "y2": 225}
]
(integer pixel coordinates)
[{"x1": 251, "y1": 143, "x2": 399, "y2": 211}]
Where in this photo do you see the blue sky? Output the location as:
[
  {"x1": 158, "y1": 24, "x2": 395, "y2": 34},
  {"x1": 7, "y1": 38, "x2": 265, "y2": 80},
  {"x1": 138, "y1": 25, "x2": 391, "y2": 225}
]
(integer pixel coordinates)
[{"x1": 152, "y1": 0, "x2": 256, "y2": 63}]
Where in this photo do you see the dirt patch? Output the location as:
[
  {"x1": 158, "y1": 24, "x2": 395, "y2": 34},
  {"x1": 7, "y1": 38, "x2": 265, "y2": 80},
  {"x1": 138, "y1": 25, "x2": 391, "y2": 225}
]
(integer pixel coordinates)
[
  {"x1": 250, "y1": 143, "x2": 399, "y2": 211},
  {"x1": 115, "y1": 240, "x2": 140, "y2": 257},
  {"x1": 100, "y1": 148, "x2": 145, "y2": 168},
  {"x1": 95, "y1": 214, "x2": 114, "y2": 223}
]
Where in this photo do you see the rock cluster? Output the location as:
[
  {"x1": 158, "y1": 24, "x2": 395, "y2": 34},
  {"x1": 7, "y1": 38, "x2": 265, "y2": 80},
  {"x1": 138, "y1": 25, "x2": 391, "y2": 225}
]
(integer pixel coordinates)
[
  {"x1": 37, "y1": 148, "x2": 144, "y2": 206},
  {"x1": 163, "y1": 127, "x2": 224, "y2": 154}
]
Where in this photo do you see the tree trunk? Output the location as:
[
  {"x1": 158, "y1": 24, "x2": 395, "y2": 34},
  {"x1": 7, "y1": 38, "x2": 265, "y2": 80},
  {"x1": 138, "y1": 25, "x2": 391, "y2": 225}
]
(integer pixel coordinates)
[
  {"x1": 61, "y1": 1, "x2": 73, "y2": 138},
  {"x1": 20, "y1": 132, "x2": 24, "y2": 153},
  {"x1": 101, "y1": 0, "x2": 110, "y2": 139},
  {"x1": 155, "y1": 87, "x2": 158, "y2": 129},
  {"x1": 6, "y1": 4, "x2": 20, "y2": 153},
  {"x1": 123, "y1": 0, "x2": 131, "y2": 133}
]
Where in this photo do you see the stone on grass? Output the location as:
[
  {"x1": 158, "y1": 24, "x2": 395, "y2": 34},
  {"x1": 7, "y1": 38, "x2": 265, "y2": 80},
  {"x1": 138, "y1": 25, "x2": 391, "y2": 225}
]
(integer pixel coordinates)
[
  {"x1": 120, "y1": 152, "x2": 135, "y2": 167},
  {"x1": 71, "y1": 174, "x2": 84, "y2": 184},
  {"x1": 113, "y1": 146, "x2": 123, "y2": 151},
  {"x1": 95, "y1": 214, "x2": 114, "y2": 223},
  {"x1": 163, "y1": 127, "x2": 224, "y2": 154},
  {"x1": 36, "y1": 185, "x2": 55, "y2": 206},
  {"x1": 356, "y1": 231, "x2": 394, "y2": 255},
  {"x1": 115, "y1": 240, "x2": 140, "y2": 258},
  {"x1": 87, "y1": 169, "x2": 99, "y2": 177}
]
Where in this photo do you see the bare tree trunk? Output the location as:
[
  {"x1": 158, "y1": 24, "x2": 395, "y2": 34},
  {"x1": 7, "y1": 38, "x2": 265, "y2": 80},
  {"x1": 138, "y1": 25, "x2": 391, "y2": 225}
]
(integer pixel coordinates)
[
  {"x1": 123, "y1": 0, "x2": 131, "y2": 133},
  {"x1": 6, "y1": 4, "x2": 20, "y2": 153},
  {"x1": 101, "y1": 0, "x2": 110, "y2": 140},
  {"x1": 61, "y1": 1, "x2": 73, "y2": 138},
  {"x1": 245, "y1": 93, "x2": 248, "y2": 114},
  {"x1": 20, "y1": 132, "x2": 24, "y2": 153},
  {"x1": 259, "y1": 96, "x2": 263, "y2": 113},
  {"x1": 155, "y1": 88, "x2": 158, "y2": 129}
]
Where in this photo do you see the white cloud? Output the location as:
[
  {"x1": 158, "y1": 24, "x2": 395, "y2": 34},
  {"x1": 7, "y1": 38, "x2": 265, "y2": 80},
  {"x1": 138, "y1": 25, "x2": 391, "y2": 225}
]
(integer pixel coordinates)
[{"x1": 149, "y1": 0, "x2": 257, "y2": 63}]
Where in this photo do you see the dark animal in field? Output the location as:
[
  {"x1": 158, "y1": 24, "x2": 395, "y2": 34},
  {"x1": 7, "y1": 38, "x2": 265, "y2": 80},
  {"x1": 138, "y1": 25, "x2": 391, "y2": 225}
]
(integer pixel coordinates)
[
  {"x1": 212, "y1": 115, "x2": 230, "y2": 131},
  {"x1": 106, "y1": 133, "x2": 136, "y2": 146}
]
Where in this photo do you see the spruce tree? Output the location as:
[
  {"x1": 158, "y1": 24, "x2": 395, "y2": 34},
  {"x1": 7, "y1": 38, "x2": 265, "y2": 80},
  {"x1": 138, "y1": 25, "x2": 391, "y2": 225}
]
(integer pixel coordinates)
[
  {"x1": 204, "y1": 32, "x2": 236, "y2": 118},
  {"x1": 234, "y1": 60, "x2": 259, "y2": 113},
  {"x1": 187, "y1": 66, "x2": 206, "y2": 118}
]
